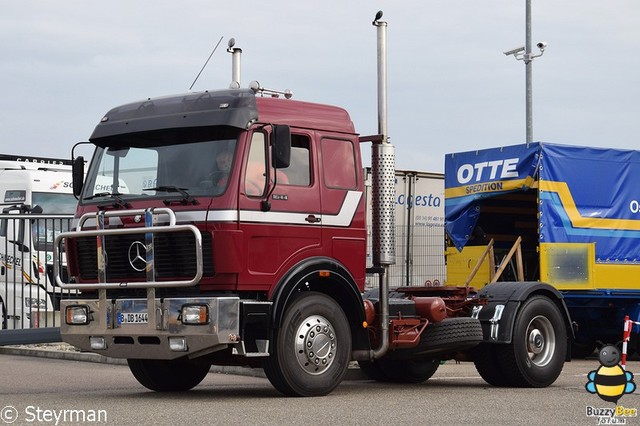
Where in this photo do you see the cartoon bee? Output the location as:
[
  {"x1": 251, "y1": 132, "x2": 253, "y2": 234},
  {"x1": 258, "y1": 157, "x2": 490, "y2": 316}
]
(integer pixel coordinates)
[{"x1": 586, "y1": 345, "x2": 636, "y2": 403}]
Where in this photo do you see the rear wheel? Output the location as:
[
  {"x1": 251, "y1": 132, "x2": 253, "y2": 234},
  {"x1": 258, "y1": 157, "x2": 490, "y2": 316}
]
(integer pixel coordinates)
[
  {"x1": 359, "y1": 358, "x2": 439, "y2": 383},
  {"x1": 127, "y1": 358, "x2": 211, "y2": 392},
  {"x1": 472, "y1": 343, "x2": 510, "y2": 386},
  {"x1": 357, "y1": 359, "x2": 389, "y2": 382},
  {"x1": 496, "y1": 296, "x2": 567, "y2": 387},
  {"x1": 263, "y1": 292, "x2": 351, "y2": 397}
]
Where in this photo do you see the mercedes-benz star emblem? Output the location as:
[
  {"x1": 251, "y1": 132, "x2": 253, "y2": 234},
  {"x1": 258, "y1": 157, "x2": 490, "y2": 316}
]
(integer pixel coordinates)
[{"x1": 128, "y1": 241, "x2": 149, "y2": 272}]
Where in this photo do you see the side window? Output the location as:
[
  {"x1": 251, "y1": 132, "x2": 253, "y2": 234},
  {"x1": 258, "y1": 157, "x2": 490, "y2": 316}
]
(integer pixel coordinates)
[
  {"x1": 279, "y1": 134, "x2": 311, "y2": 187},
  {"x1": 245, "y1": 132, "x2": 267, "y2": 196},
  {"x1": 1, "y1": 191, "x2": 26, "y2": 239},
  {"x1": 322, "y1": 138, "x2": 357, "y2": 189}
]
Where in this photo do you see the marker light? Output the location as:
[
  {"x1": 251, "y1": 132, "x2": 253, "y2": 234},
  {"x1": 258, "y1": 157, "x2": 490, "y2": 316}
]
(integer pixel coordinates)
[
  {"x1": 65, "y1": 305, "x2": 91, "y2": 325},
  {"x1": 181, "y1": 304, "x2": 209, "y2": 325}
]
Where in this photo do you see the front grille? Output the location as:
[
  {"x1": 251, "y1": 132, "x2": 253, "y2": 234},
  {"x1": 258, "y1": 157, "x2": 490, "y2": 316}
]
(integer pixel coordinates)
[{"x1": 74, "y1": 231, "x2": 213, "y2": 281}]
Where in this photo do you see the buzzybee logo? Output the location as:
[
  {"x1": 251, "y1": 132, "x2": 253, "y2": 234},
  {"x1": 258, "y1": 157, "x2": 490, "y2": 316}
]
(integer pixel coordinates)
[{"x1": 585, "y1": 345, "x2": 636, "y2": 404}]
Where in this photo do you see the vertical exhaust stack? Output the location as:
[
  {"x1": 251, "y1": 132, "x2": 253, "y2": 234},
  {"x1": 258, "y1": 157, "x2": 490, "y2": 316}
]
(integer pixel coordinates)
[
  {"x1": 227, "y1": 38, "x2": 242, "y2": 89},
  {"x1": 370, "y1": 10, "x2": 395, "y2": 361},
  {"x1": 371, "y1": 11, "x2": 396, "y2": 268}
]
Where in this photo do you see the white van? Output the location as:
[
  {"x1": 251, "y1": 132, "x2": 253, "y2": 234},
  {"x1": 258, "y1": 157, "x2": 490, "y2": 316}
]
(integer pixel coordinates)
[{"x1": 0, "y1": 155, "x2": 77, "y2": 329}]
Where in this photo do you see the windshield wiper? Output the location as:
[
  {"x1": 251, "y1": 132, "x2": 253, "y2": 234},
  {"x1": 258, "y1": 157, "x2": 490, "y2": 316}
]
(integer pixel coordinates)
[
  {"x1": 144, "y1": 186, "x2": 198, "y2": 205},
  {"x1": 84, "y1": 192, "x2": 113, "y2": 200},
  {"x1": 84, "y1": 192, "x2": 131, "y2": 209}
]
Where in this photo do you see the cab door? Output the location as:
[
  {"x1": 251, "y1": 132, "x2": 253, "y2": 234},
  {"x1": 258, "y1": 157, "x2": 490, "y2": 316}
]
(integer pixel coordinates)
[
  {"x1": 238, "y1": 130, "x2": 321, "y2": 291},
  {"x1": 318, "y1": 136, "x2": 366, "y2": 287}
]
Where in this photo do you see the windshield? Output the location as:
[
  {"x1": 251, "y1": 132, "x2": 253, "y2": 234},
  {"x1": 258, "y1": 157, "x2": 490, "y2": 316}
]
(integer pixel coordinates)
[
  {"x1": 30, "y1": 193, "x2": 76, "y2": 252},
  {"x1": 82, "y1": 130, "x2": 239, "y2": 202},
  {"x1": 32, "y1": 193, "x2": 78, "y2": 214}
]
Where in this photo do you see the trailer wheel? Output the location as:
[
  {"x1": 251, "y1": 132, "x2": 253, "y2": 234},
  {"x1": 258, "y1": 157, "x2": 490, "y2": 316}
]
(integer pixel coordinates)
[
  {"x1": 497, "y1": 296, "x2": 567, "y2": 387},
  {"x1": 263, "y1": 291, "x2": 351, "y2": 397},
  {"x1": 472, "y1": 343, "x2": 511, "y2": 386},
  {"x1": 127, "y1": 358, "x2": 210, "y2": 392}
]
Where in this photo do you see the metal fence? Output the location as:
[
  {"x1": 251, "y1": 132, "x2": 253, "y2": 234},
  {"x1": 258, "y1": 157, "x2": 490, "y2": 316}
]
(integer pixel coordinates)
[
  {"x1": 0, "y1": 214, "x2": 74, "y2": 344},
  {"x1": 366, "y1": 224, "x2": 446, "y2": 289}
]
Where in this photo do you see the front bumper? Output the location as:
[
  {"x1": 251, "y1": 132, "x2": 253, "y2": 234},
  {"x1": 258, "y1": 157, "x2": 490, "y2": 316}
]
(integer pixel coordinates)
[{"x1": 61, "y1": 296, "x2": 239, "y2": 359}]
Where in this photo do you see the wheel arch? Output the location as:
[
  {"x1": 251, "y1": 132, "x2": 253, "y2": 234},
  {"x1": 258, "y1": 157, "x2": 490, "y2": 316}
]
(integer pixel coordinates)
[
  {"x1": 270, "y1": 256, "x2": 370, "y2": 352},
  {"x1": 475, "y1": 282, "x2": 574, "y2": 350}
]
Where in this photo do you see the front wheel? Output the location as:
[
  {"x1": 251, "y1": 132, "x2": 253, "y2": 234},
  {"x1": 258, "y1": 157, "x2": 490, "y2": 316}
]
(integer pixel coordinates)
[
  {"x1": 127, "y1": 358, "x2": 211, "y2": 392},
  {"x1": 263, "y1": 291, "x2": 351, "y2": 397},
  {"x1": 497, "y1": 296, "x2": 567, "y2": 387}
]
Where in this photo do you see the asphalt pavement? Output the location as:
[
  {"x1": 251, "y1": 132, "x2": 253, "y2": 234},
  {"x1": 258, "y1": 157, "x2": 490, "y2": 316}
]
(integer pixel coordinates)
[{"x1": 0, "y1": 343, "x2": 367, "y2": 380}]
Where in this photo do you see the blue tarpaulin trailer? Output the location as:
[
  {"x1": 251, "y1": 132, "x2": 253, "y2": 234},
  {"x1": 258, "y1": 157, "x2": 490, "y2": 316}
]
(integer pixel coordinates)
[{"x1": 445, "y1": 142, "x2": 640, "y2": 356}]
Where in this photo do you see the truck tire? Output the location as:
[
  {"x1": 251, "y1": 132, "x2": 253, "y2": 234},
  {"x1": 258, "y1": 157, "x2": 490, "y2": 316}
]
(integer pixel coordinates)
[
  {"x1": 471, "y1": 343, "x2": 511, "y2": 386},
  {"x1": 127, "y1": 358, "x2": 211, "y2": 392},
  {"x1": 496, "y1": 296, "x2": 567, "y2": 387},
  {"x1": 357, "y1": 359, "x2": 389, "y2": 382},
  {"x1": 410, "y1": 317, "x2": 483, "y2": 357},
  {"x1": 263, "y1": 291, "x2": 351, "y2": 397},
  {"x1": 359, "y1": 358, "x2": 440, "y2": 383}
]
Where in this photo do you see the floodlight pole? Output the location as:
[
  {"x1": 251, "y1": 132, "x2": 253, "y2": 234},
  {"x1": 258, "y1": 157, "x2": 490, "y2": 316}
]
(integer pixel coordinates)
[
  {"x1": 525, "y1": 0, "x2": 533, "y2": 144},
  {"x1": 504, "y1": 1, "x2": 546, "y2": 145}
]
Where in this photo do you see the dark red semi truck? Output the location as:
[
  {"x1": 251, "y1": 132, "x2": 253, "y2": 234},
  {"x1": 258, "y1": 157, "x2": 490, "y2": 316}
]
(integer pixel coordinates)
[{"x1": 54, "y1": 12, "x2": 572, "y2": 396}]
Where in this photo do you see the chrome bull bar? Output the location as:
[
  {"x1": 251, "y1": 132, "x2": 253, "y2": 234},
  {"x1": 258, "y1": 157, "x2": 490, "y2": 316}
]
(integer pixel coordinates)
[{"x1": 53, "y1": 207, "x2": 203, "y2": 290}]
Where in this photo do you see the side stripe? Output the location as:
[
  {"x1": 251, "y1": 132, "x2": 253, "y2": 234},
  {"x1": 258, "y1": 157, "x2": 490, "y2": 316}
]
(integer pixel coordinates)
[
  {"x1": 238, "y1": 190, "x2": 363, "y2": 227},
  {"x1": 84, "y1": 190, "x2": 363, "y2": 228}
]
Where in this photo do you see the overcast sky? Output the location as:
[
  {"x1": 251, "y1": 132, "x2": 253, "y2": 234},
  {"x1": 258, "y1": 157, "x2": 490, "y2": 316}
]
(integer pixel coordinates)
[{"x1": 1, "y1": 1, "x2": 639, "y2": 173}]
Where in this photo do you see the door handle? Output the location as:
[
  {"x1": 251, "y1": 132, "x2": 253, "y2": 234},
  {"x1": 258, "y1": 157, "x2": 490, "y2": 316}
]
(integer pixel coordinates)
[{"x1": 305, "y1": 215, "x2": 321, "y2": 223}]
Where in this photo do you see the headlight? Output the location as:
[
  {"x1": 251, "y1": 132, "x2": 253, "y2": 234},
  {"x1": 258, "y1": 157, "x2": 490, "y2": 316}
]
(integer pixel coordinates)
[
  {"x1": 25, "y1": 297, "x2": 47, "y2": 310},
  {"x1": 65, "y1": 305, "x2": 91, "y2": 325},
  {"x1": 180, "y1": 304, "x2": 209, "y2": 325}
]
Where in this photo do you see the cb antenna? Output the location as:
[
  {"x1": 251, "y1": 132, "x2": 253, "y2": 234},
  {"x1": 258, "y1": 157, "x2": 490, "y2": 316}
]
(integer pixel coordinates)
[{"x1": 189, "y1": 35, "x2": 224, "y2": 91}]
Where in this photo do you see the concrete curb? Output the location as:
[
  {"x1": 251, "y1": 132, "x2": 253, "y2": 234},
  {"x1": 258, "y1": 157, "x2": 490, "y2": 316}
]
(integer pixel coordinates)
[{"x1": 0, "y1": 345, "x2": 367, "y2": 380}]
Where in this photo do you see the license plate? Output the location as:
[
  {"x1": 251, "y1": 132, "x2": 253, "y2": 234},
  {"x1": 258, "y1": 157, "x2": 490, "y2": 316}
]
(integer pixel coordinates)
[{"x1": 119, "y1": 312, "x2": 148, "y2": 324}]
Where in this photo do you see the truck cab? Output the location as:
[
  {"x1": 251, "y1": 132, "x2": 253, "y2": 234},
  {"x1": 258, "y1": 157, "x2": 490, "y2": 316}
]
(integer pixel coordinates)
[
  {"x1": 71, "y1": 88, "x2": 366, "y2": 295},
  {"x1": 58, "y1": 87, "x2": 373, "y2": 395}
]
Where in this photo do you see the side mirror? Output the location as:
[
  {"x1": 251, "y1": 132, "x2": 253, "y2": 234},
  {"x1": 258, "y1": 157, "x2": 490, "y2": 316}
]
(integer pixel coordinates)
[
  {"x1": 72, "y1": 156, "x2": 84, "y2": 197},
  {"x1": 271, "y1": 125, "x2": 291, "y2": 169},
  {"x1": 29, "y1": 204, "x2": 43, "y2": 224}
]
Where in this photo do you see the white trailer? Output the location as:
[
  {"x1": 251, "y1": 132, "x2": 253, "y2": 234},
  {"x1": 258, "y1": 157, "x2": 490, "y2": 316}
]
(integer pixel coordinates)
[{"x1": 365, "y1": 168, "x2": 445, "y2": 287}]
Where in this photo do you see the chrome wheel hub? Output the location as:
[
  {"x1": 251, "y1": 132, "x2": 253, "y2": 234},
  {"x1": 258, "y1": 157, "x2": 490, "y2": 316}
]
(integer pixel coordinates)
[
  {"x1": 295, "y1": 315, "x2": 336, "y2": 374},
  {"x1": 526, "y1": 315, "x2": 556, "y2": 367}
]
